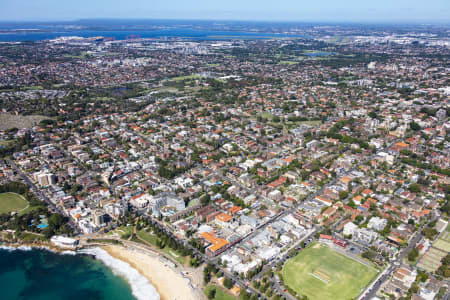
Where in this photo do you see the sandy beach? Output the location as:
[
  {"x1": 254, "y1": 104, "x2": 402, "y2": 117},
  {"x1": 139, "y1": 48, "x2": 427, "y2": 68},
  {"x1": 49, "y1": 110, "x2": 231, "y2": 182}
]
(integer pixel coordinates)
[{"x1": 102, "y1": 245, "x2": 199, "y2": 300}]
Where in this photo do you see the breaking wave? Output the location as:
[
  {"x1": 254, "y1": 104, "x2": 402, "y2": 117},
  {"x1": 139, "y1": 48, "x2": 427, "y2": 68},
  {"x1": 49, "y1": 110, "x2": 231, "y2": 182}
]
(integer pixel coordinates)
[
  {"x1": 1, "y1": 245, "x2": 160, "y2": 300},
  {"x1": 1, "y1": 245, "x2": 42, "y2": 251},
  {"x1": 78, "y1": 247, "x2": 160, "y2": 300},
  {"x1": 0, "y1": 245, "x2": 77, "y2": 255}
]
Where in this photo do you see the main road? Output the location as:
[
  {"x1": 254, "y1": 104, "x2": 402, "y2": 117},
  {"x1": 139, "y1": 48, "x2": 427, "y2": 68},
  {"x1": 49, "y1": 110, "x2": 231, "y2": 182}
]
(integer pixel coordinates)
[
  {"x1": 359, "y1": 228, "x2": 424, "y2": 300},
  {"x1": 6, "y1": 158, "x2": 79, "y2": 233}
]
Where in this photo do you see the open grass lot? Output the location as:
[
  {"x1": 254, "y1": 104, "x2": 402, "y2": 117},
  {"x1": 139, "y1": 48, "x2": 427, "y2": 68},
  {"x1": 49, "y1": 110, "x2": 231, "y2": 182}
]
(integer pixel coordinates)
[
  {"x1": 0, "y1": 113, "x2": 51, "y2": 131},
  {"x1": 0, "y1": 192, "x2": 28, "y2": 214},
  {"x1": 204, "y1": 284, "x2": 237, "y2": 300},
  {"x1": 257, "y1": 112, "x2": 273, "y2": 119},
  {"x1": 136, "y1": 229, "x2": 187, "y2": 265},
  {"x1": 0, "y1": 140, "x2": 13, "y2": 147},
  {"x1": 255, "y1": 112, "x2": 322, "y2": 129},
  {"x1": 16, "y1": 232, "x2": 47, "y2": 242},
  {"x1": 279, "y1": 60, "x2": 299, "y2": 65},
  {"x1": 283, "y1": 243, "x2": 378, "y2": 300},
  {"x1": 18, "y1": 205, "x2": 40, "y2": 216},
  {"x1": 172, "y1": 74, "x2": 202, "y2": 81},
  {"x1": 109, "y1": 225, "x2": 134, "y2": 238}
]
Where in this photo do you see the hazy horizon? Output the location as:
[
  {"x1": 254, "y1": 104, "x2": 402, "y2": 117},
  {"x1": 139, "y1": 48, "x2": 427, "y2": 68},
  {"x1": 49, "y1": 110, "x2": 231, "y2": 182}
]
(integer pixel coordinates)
[
  {"x1": 0, "y1": 18, "x2": 449, "y2": 26},
  {"x1": 1, "y1": 0, "x2": 449, "y2": 23}
]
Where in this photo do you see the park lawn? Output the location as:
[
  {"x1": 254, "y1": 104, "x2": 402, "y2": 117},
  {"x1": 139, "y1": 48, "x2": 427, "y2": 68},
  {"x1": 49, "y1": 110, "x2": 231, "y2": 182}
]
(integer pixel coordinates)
[
  {"x1": 278, "y1": 120, "x2": 322, "y2": 130},
  {"x1": 187, "y1": 198, "x2": 200, "y2": 207},
  {"x1": 172, "y1": 74, "x2": 202, "y2": 81},
  {"x1": 136, "y1": 229, "x2": 187, "y2": 265},
  {"x1": 297, "y1": 120, "x2": 322, "y2": 126},
  {"x1": 279, "y1": 60, "x2": 298, "y2": 65},
  {"x1": 109, "y1": 225, "x2": 134, "y2": 238},
  {"x1": 257, "y1": 112, "x2": 273, "y2": 120},
  {"x1": 63, "y1": 53, "x2": 87, "y2": 59},
  {"x1": 18, "y1": 205, "x2": 40, "y2": 216},
  {"x1": 0, "y1": 192, "x2": 28, "y2": 214},
  {"x1": 282, "y1": 242, "x2": 378, "y2": 300},
  {"x1": 17, "y1": 232, "x2": 47, "y2": 242},
  {"x1": 136, "y1": 229, "x2": 159, "y2": 244},
  {"x1": 0, "y1": 140, "x2": 13, "y2": 147},
  {"x1": 154, "y1": 86, "x2": 180, "y2": 93},
  {"x1": 87, "y1": 238, "x2": 123, "y2": 246},
  {"x1": 93, "y1": 96, "x2": 114, "y2": 101},
  {"x1": 24, "y1": 85, "x2": 44, "y2": 90},
  {"x1": 256, "y1": 112, "x2": 321, "y2": 128},
  {"x1": 204, "y1": 284, "x2": 237, "y2": 300}
]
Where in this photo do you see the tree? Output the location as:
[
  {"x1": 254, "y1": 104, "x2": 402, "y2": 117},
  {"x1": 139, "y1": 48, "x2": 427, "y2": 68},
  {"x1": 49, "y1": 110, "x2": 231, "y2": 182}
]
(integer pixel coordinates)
[
  {"x1": 409, "y1": 183, "x2": 421, "y2": 193},
  {"x1": 254, "y1": 281, "x2": 261, "y2": 289},
  {"x1": 408, "y1": 248, "x2": 419, "y2": 262},
  {"x1": 204, "y1": 271, "x2": 211, "y2": 284},
  {"x1": 410, "y1": 282, "x2": 419, "y2": 294},
  {"x1": 362, "y1": 250, "x2": 375, "y2": 260},
  {"x1": 240, "y1": 289, "x2": 250, "y2": 300},
  {"x1": 410, "y1": 121, "x2": 421, "y2": 131},
  {"x1": 43, "y1": 226, "x2": 55, "y2": 239},
  {"x1": 223, "y1": 277, "x2": 233, "y2": 289},
  {"x1": 436, "y1": 254, "x2": 450, "y2": 278},
  {"x1": 417, "y1": 270, "x2": 428, "y2": 282},
  {"x1": 207, "y1": 287, "x2": 216, "y2": 299},
  {"x1": 47, "y1": 213, "x2": 66, "y2": 234},
  {"x1": 348, "y1": 199, "x2": 356, "y2": 208},
  {"x1": 368, "y1": 111, "x2": 377, "y2": 119},
  {"x1": 422, "y1": 227, "x2": 438, "y2": 240},
  {"x1": 339, "y1": 191, "x2": 349, "y2": 200},
  {"x1": 437, "y1": 287, "x2": 447, "y2": 299},
  {"x1": 355, "y1": 215, "x2": 364, "y2": 224},
  {"x1": 200, "y1": 194, "x2": 211, "y2": 205}
]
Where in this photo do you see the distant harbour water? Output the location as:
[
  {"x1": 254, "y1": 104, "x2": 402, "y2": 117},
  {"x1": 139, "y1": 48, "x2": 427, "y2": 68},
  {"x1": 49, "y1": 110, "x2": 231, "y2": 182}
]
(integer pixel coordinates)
[
  {"x1": 0, "y1": 27, "x2": 308, "y2": 42},
  {"x1": 304, "y1": 51, "x2": 335, "y2": 56},
  {"x1": 0, "y1": 246, "x2": 159, "y2": 300}
]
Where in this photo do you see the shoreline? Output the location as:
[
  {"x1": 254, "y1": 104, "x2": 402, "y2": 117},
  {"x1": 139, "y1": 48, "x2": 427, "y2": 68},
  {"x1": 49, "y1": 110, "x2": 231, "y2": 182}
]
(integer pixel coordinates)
[
  {"x1": 1, "y1": 241, "x2": 201, "y2": 300},
  {"x1": 0, "y1": 240, "x2": 73, "y2": 253},
  {"x1": 102, "y1": 244, "x2": 199, "y2": 300}
]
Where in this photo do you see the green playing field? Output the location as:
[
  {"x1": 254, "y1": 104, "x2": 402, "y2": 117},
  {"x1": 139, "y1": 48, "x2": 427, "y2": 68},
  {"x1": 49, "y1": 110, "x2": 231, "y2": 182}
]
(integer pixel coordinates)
[
  {"x1": 0, "y1": 192, "x2": 29, "y2": 214},
  {"x1": 282, "y1": 242, "x2": 378, "y2": 300}
]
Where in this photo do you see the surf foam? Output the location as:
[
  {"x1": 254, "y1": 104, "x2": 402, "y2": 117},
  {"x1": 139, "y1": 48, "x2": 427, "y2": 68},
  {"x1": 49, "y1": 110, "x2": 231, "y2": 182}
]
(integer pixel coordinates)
[
  {"x1": 78, "y1": 247, "x2": 160, "y2": 300},
  {"x1": 1, "y1": 245, "x2": 40, "y2": 251}
]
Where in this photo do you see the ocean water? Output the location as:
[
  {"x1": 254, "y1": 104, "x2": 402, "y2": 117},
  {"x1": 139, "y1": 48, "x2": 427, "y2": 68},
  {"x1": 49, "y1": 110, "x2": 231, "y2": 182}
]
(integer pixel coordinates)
[{"x1": 0, "y1": 246, "x2": 159, "y2": 300}]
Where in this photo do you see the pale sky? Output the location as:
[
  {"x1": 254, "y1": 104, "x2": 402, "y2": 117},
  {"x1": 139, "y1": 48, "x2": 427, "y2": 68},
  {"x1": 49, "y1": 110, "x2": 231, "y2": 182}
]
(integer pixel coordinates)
[{"x1": 0, "y1": 0, "x2": 449, "y2": 23}]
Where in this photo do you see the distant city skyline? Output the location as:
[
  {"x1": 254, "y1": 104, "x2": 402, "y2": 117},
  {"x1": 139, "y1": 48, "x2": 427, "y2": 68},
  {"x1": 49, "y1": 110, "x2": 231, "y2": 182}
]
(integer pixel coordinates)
[{"x1": 1, "y1": 0, "x2": 449, "y2": 23}]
